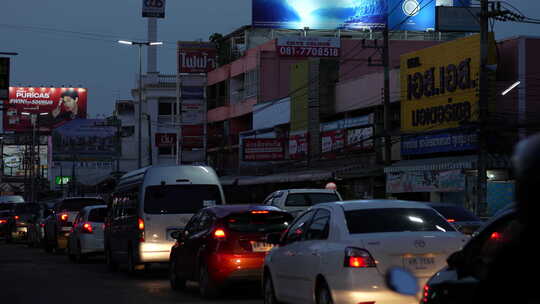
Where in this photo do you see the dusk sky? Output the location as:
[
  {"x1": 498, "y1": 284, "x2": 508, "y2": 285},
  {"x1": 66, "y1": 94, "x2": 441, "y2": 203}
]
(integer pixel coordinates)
[{"x1": 1, "y1": 0, "x2": 539, "y2": 117}]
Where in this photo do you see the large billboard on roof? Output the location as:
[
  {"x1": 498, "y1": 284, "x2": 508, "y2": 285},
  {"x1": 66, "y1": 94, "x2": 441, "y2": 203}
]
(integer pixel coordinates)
[
  {"x1": 252, "y1": 0, "x2": 470, "y2": 31},
  {"x1": 4, "y1": 87, "x2": 88, "y2": 132}
]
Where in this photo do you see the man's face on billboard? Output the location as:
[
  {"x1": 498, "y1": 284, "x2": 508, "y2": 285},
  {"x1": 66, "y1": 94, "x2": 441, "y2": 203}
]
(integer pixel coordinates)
[{"x1": 62, "y1": 96, "x2": 78, "y2": 111}]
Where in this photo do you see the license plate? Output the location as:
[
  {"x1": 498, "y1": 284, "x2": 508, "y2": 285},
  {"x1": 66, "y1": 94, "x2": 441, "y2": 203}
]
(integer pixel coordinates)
[
  {"x1": 403, "y1": 256, "x2": 436, "y2": 270},
  {"x1": 250, "y1": 241, "x2": 273, "y2": 252}
]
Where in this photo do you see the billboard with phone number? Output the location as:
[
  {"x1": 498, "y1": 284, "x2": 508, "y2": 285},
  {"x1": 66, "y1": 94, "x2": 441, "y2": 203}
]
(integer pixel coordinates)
[
  {"x1": 4, "y1": 87, "x2": 88, "y2": 132},
  {"x1": 277, "y1": 37, "x2": 340, "y2": 57}
]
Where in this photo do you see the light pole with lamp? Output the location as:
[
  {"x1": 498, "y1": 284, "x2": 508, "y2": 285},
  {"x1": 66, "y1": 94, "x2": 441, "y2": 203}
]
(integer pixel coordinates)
[
  {"x1": 21, "y1": 111, "x2": 47, "y2": 203},
  {"x1": 117, "y1": 40, "x2": 163, "y2": 169}
]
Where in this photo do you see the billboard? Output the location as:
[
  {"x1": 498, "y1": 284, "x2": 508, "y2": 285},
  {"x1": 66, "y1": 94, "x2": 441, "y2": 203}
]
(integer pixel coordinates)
[
  {"x1": 3, "y1": 145, "x2": 48, "y2": 178},
  {"x1": 243, "y1": 138, "x2": 285, "y2": 161},
  {"x1": 177, "y1": 42, "x2": 217, "y2": 74},
  {"x1": 51, "y1": 119, "x2": 117, "y2": 161},
  {"x1": 400, "y1": 34, "x2": 496, "y2": 133},
  {"x1": 252, "y1": 0, "x2": 471, "y2": 31},
  {"x1": 401, "y1": 129, "x2": 478, "y2": 155},
  {"x1": 142, "y1": 0, "x2": 166, "y2": 18},
  {"x1": 386, "y1": 169, "x2": 465, "y2": 193},
  {"x1": 289, "y1": 130, "x2": 308, "y2": 160},
  {"x1": 277, "y1": 37, "x2": 340, "y2": 57},
  {"x1": 4, "y1": 87, "x2": 88, "y2": 131}
]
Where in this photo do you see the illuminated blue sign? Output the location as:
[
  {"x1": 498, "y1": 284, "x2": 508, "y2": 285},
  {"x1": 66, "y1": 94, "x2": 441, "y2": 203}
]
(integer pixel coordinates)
[{"x1": 252, "y1": 0, "x2": 471, "y2": 31}]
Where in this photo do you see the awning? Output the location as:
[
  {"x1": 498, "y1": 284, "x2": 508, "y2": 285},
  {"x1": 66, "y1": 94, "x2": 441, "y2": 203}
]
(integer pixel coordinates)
[{"x1": 384, "y1": 154, "x2": 511, "y2": 173}]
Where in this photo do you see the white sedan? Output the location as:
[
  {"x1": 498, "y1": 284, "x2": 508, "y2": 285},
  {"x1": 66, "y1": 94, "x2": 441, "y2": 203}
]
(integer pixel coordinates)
[
  {"x1": 263, "y1": 200, "x2": 469, "y2": 304},
  {"x1": 67, "y1": 205, "x2": 107, "y2": 263}
]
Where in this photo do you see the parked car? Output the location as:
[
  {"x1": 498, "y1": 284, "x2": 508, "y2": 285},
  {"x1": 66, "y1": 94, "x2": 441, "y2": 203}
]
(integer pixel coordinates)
[
  {"x1": 105, "y1": 165, "x2": 225, "y2": 274},
  {"x1": 263, "y1": 200, "x2": 469, "y2": 304},
  {"x1": 42, "y1": 197, "x2": 106, "y2": 253},
  {"x1": 427, "y1": 203, "x2": 484, "y2": 235},
  {"x1": 263, "y1": 189, "x2": 342, "y2": 217},
  {"x1": 9, "y1": 203, "x2": 41, "y2": 243},
  {"x1": 397, "y1": 206, "x2": 518, "y2": 304},
  {"x1": 169, "y1": 205, "x2": 293, "y2": 298},
  {"x1": 27, "y1": 200, "x2": 59, "y2": 248},
  {"x1": 67, "y1": 205, "x2": 108, "y2": 263}
]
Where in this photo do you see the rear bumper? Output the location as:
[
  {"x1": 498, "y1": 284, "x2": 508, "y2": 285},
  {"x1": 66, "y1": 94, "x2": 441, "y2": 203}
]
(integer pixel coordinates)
[
  {"x1": 139, "y1": 242, "x2": 174, "y2": 263},
  {"x1": 207, "y1": 253, "x2": 265, "y2": 284}
]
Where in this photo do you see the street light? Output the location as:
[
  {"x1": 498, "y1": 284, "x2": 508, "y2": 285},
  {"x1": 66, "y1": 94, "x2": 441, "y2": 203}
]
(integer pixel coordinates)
[
  {"x1": 501, "y1": 81, "x2": 521, "y2": 96},
  {"x1": 117, "y1": 40, "x2": 163, "y2": 169}
]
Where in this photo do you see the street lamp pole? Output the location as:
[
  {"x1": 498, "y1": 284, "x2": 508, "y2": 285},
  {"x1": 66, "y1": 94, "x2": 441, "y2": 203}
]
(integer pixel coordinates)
[{"x1": 118, "y1": 40, "x2": 162, "y2": 169}]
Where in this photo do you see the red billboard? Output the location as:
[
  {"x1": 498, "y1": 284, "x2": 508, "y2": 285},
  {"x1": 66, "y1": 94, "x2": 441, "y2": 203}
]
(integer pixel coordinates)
[
  {"x1": 4, "y1": 87, "x2": 88, "y2": 131},
  {"x1": 177, "y1": 41, "x2": 217, "y2": 74},
  {"x1": 155, "y1": 133, "x2": 177, "y2": 148},
  {"x1": 243, "y1": 138, "x2": 284, "y2": 161}
]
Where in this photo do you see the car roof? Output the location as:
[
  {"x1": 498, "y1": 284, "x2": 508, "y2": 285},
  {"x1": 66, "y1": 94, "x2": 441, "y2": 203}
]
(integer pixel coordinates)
[
  {"x1": 315, "y1": 200, "x2": 433, "y2": 211},
  {"x1": 206, "y1": 205, "x2": 286, "y2": 218},
  {"x1": 426, "y1": 203, "x2": 467, "y2": 209},
  {"x1": 81, "y1": 205, "x2": 108, "y2": 211},
  {"x1": 281, "y1": 189, "x2": 338, "y2": 194}
]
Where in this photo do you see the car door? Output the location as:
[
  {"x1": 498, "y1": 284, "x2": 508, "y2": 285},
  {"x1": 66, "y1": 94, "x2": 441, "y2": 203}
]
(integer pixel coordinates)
[
  {"x1": 294, "y1": 208, "x2": 332, "y2": 302},
  {"x1": 270, "y1": 210, "x2": 315, "y2": 303},
  {"x1": 176, "y1": 211, "x2": 204, "y2": 279},
  {"x1": 70, "y1": 212, "x2": 83, "y2": 252}
]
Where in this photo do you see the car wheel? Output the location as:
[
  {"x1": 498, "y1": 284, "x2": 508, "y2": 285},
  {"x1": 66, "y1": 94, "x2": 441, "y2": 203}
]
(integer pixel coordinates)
[
  {"x1": 105, "y1": 246, "x2": 118, "y2": 272},
  {"x1": 169, "y1": 260, "x2": 186, "y2": 291},
  {"x1": 316, "y1": 281, "x2": 334, "y2": 304},
  {"x1": 199, "y1": 263, "x2": 219, "y2": 298},
  {"x1": 264, "y1": 274, "x2": 281, "y2": 304}
]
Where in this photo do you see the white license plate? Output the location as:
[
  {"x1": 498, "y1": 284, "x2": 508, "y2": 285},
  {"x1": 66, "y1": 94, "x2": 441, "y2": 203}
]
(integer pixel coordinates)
[
  {"x1": 61, "y1": 227, "x2": 72, "y2": 232},
  {"x1": 403, "y1": 256, "x2": 436, "y2": 270},
  {"x1": 250, "y1": 241, "x2": 274, "y2": 252}
]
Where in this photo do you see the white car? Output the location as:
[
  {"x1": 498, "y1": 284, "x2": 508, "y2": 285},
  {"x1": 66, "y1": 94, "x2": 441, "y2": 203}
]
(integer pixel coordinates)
[
  {"x1": 67, "y1": 205, "x2": 107, "y2": 263},
  {"x1": 263, "y1": 189, "x2": 342, "y2": 217},
  {"x1": 263, "y1": 200, "x2": 468, "y2": 304}
]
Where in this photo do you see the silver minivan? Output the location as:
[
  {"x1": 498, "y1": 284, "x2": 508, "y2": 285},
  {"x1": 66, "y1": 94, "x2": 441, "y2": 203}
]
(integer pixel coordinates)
[{"x1": 105, "y1": 165, "x2": 225, "y2": 273}]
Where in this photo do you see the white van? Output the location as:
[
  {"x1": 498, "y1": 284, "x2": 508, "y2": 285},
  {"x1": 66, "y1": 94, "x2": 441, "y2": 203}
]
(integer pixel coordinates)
[{"x1": 105, "y1": 165, "x2": 225, "y2": 273}]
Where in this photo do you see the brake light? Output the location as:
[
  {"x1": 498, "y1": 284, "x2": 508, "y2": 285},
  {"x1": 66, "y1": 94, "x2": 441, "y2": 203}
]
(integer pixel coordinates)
[
  {"x1": 344, "y1": 247, "x2": 376, "y2": 268},
  {"x1": 60, "y1": 213, "x2": 68, "y2": 221},
  {"x1": 251, "y1": 210, "x2": 269, "y2": 214},
  {"x1": 14, "y1": 215, "x2": 20, "y2": 220},
  {"x1": 213, "y1": 229, "x2": 226, "y2": 239},
  {"x1": 0, "y1": 219, "x2": 7, "y2": 224},
  {"x1": 138, "y1": 217, "x2": 145, "y2": 242},
  {"x1": 422, "y1": 284, "x2": 430, "y2": 303},
  {"x1": 490, "y1": 231, "x2": 502, "y2": 241},
  {"x1": 82, "y1": 223, "x2": 93, "y2": 234},
  {"x1": 447, "y1": 219, "x2": 456, "y2": 223}
]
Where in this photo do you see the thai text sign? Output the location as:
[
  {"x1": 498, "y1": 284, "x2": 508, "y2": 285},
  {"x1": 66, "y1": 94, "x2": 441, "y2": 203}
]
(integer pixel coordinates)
[
  {"x1": 401, "y1": 129, "x2": 478, "y2": 155},
  {"x1": 243, "y1": 138, "x2": 284, "y2": 161},
  {"x1": 386, "y1": 170, "x2": 465, "y2": 193},
  {"x1": 177, "y1": 41, "x2": 217, "y2": 74}
]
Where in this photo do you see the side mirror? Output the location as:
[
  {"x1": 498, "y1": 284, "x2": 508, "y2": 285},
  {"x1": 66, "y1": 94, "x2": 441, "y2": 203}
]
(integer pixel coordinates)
[
  {"x1": 266, "y1": 232, "x2": 283, "y2": 245},
  {"x1": 171, "y1": 230, "x2": 184, "y2": 241},
  {"x1": 385, "y1": 267, "x2": 419, "y2": 296}
]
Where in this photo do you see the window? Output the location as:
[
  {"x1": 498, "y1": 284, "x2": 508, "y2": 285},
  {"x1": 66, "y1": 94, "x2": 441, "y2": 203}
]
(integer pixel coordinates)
[
  {"x1": 345, "y1": 208, "x2": 455, "y2": 234},
  {"x1": 285, "y1": 193, "x2": 339, "y2": 207},
  {"x1": 284, "y1": 211, "x2": 315, "y2": 244},
  {"x1": 306, "y1": 209, "x2": 331, "y2": 240},
  {"x1": 226, "y1": 211, "x2": 293, "y2": 233},
  {"x1": 158, "y1": 146, "x2": 176, "y2": 156},
  {"x1": 88, "y1": 208, "x2": 108, "y2": 223},
  {"x1": 158, "y1": 101, "x2": 178, "y2": 115},
  {"x1": 143, "y1": 184, "x2": 222, "y2": 214},
  {"x1": 185, "y1": 212, "x2": 203, "y2": 236}
]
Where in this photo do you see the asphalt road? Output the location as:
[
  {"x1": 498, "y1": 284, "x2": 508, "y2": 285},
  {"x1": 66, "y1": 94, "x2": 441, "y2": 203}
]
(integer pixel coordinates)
[{"x1": 0, "y1": 241, "x2": 262, "y2": 304}]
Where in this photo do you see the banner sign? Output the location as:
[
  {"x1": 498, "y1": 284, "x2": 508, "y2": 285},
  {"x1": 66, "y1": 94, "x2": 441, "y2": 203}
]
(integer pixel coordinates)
[
  {"x1": 401, "y1": 129, "x2": 478, "y2": 155},
  {"x1": 277, "y1": 36, "x2": 340, "y2": 57},
  {"x1": 386, "y1": 169, "x2": 465, "y2": 193},
  {"x1": 252, "y1": 0, "x2": 471, "y2": 31},
  {"x1": 289, "y1": 131, "x2": 308, "y2": 160},
  {"x1": 177, "y1": 41, "x2": 217, "y2": 74},
  {"x1": 182, "y1": 125, "x2": 204, "y2": 149},
  {"x1": 347, "y1": 127, "x2": 374, "y2": 151},
  {"x1": 400, "y1": 34, "x2": 496, "y2": 133},
  {"x1": 182, "y1": 100, "x2": 204, "y2": 124},
  {"x1": 181, "y1": 86, "x2": 204, "y2": 99},
  {"x1": 243, "y1": 138, "x2": 284, "y2": 161},
  {"x1": 322, "y1": 129, "x2": 344, "y2": 154},
  {"x1": 321, "y1": 114, "x2": 373, "y2": 132},
  {"x1": 3, "y1": 145, "x2": 48, "y2": 178},
  {"x1": 4, "y1": 87, "x2": 88, "y2": 131},
  {"x1": 155, "y1": 133, "x2": 177, "y2": 147},
  {"x1": 52, "y1": 119, "x2": 117, "y2": 161},
  {"x1": 142, "y1": 0, "x2": 166, "y2": 18}
]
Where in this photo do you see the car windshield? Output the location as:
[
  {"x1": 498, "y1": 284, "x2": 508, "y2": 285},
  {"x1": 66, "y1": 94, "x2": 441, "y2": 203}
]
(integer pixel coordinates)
[
  {"x1": 144, "y1": 185, "x2": 222, "y2": 214},
  {"x1": 56, "y1": 198, "x2": 105, "y2": 212},
  {"x1": 345, "y1": 208, "x2": 456, "y2": 234},
  {"x1": 88, "y1": 208, "x2": 107, "y2": 223},
  {"x1": 430, "y1": 205, "x2": 480, "y2": 222},
  {"x1": 0, "y1": 196, "x2": 24, "y2": 203},
  {"x1": 285, "y1": 193, "x2": 339, "y2": 207},
  {"x1": 226, "y1": 211, "x2": 293, "y2": 233}
]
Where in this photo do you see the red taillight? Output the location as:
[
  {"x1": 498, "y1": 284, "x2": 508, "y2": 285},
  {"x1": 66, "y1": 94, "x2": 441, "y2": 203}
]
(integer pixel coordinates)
[
  {"x1": 344, "y1": 247, "x2": 376, "y2": 268},
  {"x1": 447, "y1": 219, "x2": 456, "y2": 223},
  {"x1": 82, "y1": 223, "x2": 93, "y2": 234},
  {"x1": 490, "y1": 231, "x2": 502, "y2": 240},
  {"x1": 138, "y1": 218, "x2": 145, "y2": 242},
  {"x1": 14, "y1": 215, "x2": 20, "y2": 220},
  {"x1": 422, "y1": 284, "x2": 430, "y2": 303},
  {"x1": 60, "y1": 213, "x2": 69, "y2": 221},
  {"x1": 213, "y1": 229, "x2": 226, "y2": 239},
  {"x1": 0, "y1": 219, "x2": 7, "y2": 224},
  {"x1": 251, "y1": 210, "x2": 269, "y2": 214}
]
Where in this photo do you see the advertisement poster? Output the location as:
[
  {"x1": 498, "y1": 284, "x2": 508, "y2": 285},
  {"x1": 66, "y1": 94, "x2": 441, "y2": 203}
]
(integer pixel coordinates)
[
  {"x1": 321, "y1": 129, "x2": 345, "y2": 156},
  {"x1": 243, "y1": 138, "x2": 284, "y2": 161},
  {"x1": 4, "y1": 87, "x2": 88, "y2": 131},
  {"x1": 386, "y1": 170, "x2": 465, "y2": 193},
  {"x1": 3, "y1": 145, "x2": 48, "y2": 178},
  {"x1": 347, "y1": 127, "x2": 374, "y2": 151},
  {"x1": 52, "y1": 119, "x2": 117, "y2": 161},
  {"x1": 277, "y1": 36, "x2": 340, "y2": 57},
  {"x1": 289, "y1": 131, "x2": 308, "y2": 160},
  {"x1": 401, "y1": 129, "x2": 478, "y2": 155},
  {"x1": 177, "y1": 41, "x2": 217, "y2": 74}
]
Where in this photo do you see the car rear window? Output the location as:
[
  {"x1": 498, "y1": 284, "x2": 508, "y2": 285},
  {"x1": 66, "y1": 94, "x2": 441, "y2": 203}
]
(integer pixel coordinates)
[
  {"x1": 430, "y1": 205, "x2": 480, "y2": 222},
  {"x1": 88, "y1": 208, "x2": 107, "y2": 223},
  {"x1": 226, "y1": 211, "x2": 293, "y2": 233},
  {"x1": 56, "y1": 198, "x2": 105, "y2": 211},
  {"x1": 144, "y1": 185, "x2": 222, "y2": 214},
  {"x1": 285, "y1": 193, "x2": 339, "y2": 207},
  {"x1": 345, "y1": 208, "x2": 455, "y2": 234}
]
